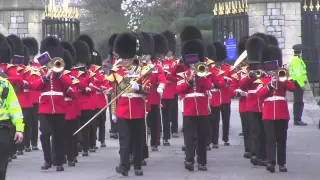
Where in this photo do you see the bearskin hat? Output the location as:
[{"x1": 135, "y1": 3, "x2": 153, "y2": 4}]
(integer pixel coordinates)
[
  {"x1": 114, "y1": 32, "x2": 139, "y2": 59},
  {"x1": 63, "y1": 50, "x2": 73, "y2": 70},
  {"x1": 260, "y1": 44, "x2": 282, "y2": 67},
  {"x1": 246, "y1": 36, "x2": 266, "y2": 63},
  {"x1": 6, "y1": 37, "x2": 15, "y2": 58},
  {"x1": 23, "y1": 46, "x2": 30, "y2": 65},
  {"x1": 133, "y1": 33, "x2": 145, "y2": 56},
  {"x1": 251, "y1": 32, "x2": 270, "y2": 44},
  {"x1": 61, "y1": 41, "x2": 76, "y2": 61},
  {"x1": 213, "y1": 42, "x2": 226, "y2": 62},
  {"x1": 77, "y1": 34, "x2": 94, "y2": 53},
  {"x1": 140, "y1": 32, "x2": 154, "y2": 56},
  {"x1": 238, "y1": 36, "x2": 250, "y2": 57},
  {"x1": 267, "y1": 34, "x2": 279, "y2": 47},
  {"x1": 182, "y1": 39, "x2": 205, "y2": 63},
  {"x1": 162, "y1": 30, "x2": 176, "y2": 54},
  {"x1": 40, "y1": 36, "x2": 64, "y2": 58},
  {"x1": 206, "y1": 43, "x2": 217, "y2": 60},
  {"x1": 180, "y1": 26, "x2": 203, "y2": 43},
  {"x1": 0, "y1": 34, "x2": 12, "y2": 64},
  {"x1": 95, "y1": 51, "x2": 102, "y2": 66},
  {"x1": 108, "y1": 33, "x2": 118, "y2": 55},
  {"x1": 73, "y1": 40, "x2": 90, "y2": 64},
  {"x1": 153, "y1": 33, "x2": 168, "y2": 55},
  {"x1": 7, "y1": 34, "x2": 24, "y2": 56},
  {"x1": 22, "y1": 37, "x2": 38, "y2": 56}
]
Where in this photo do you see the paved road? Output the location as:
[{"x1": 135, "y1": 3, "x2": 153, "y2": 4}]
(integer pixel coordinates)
[{"x1": 6, "y1": 101, "x2": 320, "y2": 180}]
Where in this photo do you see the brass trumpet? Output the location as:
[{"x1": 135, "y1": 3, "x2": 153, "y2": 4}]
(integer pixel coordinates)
[
  {"x1": 48, "y1": 57, "x2": 65, "y2": 73},
  {"x1": 276, "y1": 68, "x2": 289, "y2": 82},
  {"x1": 194, "y1": 62, "x2": 209, "y2": 77}
]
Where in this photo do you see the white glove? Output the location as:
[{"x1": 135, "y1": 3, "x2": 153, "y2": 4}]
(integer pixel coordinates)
[
  {"x1": 112, "y1": 114, "x2": 117, "y2": 123},
  {"x1": 224, "y1": 76, "x2": 232, "y2": 81},
  {"x1": 23, "y1": 80, "x2": 28, "y2": 86},
  {"x1": 103, "y1": 87, "x2": 112, "y2": 95},
  {"x1": 148, "y1": 64, "x2": 155, "y2": 69},
  {"x1": 208, "y1": 91, "x2": 212, "y2": 99},
  {"x1": 157, "y1": 87, "x2": 163, "y2": 96},
  {"x1": 85, "y1": 87, "x2": 91, "y2": 92},
  {"x1": 14, "y1": 132, "x2": 24, "y2": 144},
  {"x1": 130, "y1": 81, "x2": 140, "y2": 91}
]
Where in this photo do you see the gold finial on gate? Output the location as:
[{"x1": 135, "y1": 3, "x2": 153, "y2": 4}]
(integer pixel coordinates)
[
  {"x1": 238, "y1": 0, "x2": 243, "y2": 13},
  {"x1": 244, "y1": 0, "x2": 248, "y2": 12},
  {"x1": 316, "y1": 0, "x2": 320, "y2": 11},
  {"x1": 218, "y1": 3, "x2": 223, "y2": 15},
  {"x1": 234, "y1": 1, "x2": 239, "y2": 14},
  {"x1": 310, "y1": 0, "x2": 314, "y2": 11},
  {"x1": 221, "y1": 2, "x2": 225, "y2": 15},
  {"x1": 303, "y1": 0, "x2": 308, "y2": 11},
  {"x1": 213, "y1": 3, "x2": 218, "y2": 15},
  {"x1": 231, "y1": 1, "x2": 236, "y2": 14},
  {"x1": 225, "y1": 2, "x2": 230, "y2": 14}
]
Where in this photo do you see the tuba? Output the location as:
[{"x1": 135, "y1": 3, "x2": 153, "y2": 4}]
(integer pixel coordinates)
[
  {"x1": 47, "y1": 57, "x2": 65, "y2": 73},
  {"x1": 194, "y1": 62, "x2": 209, "y2": 77}
]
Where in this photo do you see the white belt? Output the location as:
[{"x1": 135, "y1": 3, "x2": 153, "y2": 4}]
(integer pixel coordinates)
[
  {"x1": 211, "y1": 88, "x2": 220, "y2": 92},
  {"x1": 121, "y1": 93, "x2": 143, "y2": 98},
  {"x1": 264, "y1": 96, "x2": 286, "y2": 102},
  {"x1": 248, "y1": 90, "x2": 257, "y2": 93},
  {"x1": 64, "y1": 97, "x2": 72, "y2": 101},
  {"x1": 23, "y1": 89, "x2": 29, "y2": 92},
  {"x1": 41, "y1": 91, "x2": 63, "y2": 96},
  {"x1": 185, "y1": 93, "x2": 205, "y2": 98},
  {"x1": 96, "y1": 92, "x2": 103, "y2": 94}
]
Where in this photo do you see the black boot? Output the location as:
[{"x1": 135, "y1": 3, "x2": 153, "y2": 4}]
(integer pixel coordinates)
[
  {"x1": 163, "y1": 140, "x2": 170, "y2": 146},
  {"x1": 206, "y1": 145, "x2": 211, "y2": 151},
  {"x1": 32, "y1": 146, "x2": 39, "y2": 150},
  {"x1": 198, "y1": 164, "x2": 207, "y2": 171},
  {"x1": 279, "y1": 165, "x2": 288, "y2": 172},
  {"x1": 11, "y1": 154, "x2": 17, "y2": 159},
  {"x1": 243, "y1": 152, "x2": 251, "y2": 159},
  {"x1": 82, "y1": 151, "x2": 89, "y2": 156},
  {"x1": 110, "y1": 133, "x2": 119, "y2": 139},
  {"x1": 56, "y1": 166, "x2": 64, "y2": 172},
  {"x1": 68, "y1": 161, "x2": 75, "y2": 167},
  {"x1": 257, "y1": 159, "x2": 267, "y2": 166},
  {"x1": 224, "y1": 142, "x2": 230, "y2": 146},
  {"x1": 41, "y1": 163, "x2": 52, "y2": 170},
  {"x1": 181, "y1": 146, "x2": 186, "y2": 151},
  {"x1": 266, "y1": 164, "x2": 275, "y2": 173},
  {"x1": 212, "y1": 144, "x2": 219, "y2": 149},
  {"x1": 250, "y1": 156, "x2": 258, "y2": 166},
  {"x1": 294, "y1": 121, "x2": 307, "y2": 126},
  {"x1": 184, "y1": 161, "x2": 194, "y2": 171},
  {"x1": 25, "y1": 147, "x2": 31, "y2": 152},
  {"x1": 134, "y1": 169, "x2": 143, "y2": 176},
  {"x1": 172, "y1": 133, "x2": 179, "y2": 138},
  {"x1": 100, "y1": 142, "x2": 106, "y2": 148},
  {"x1": 17, "y1": 151, "x2": 24, "y2": 155},
  {"x1": 141, "y1": 160, "x2": 147, "y2": 166},
  {"x1": 116, "y1": 164, "x2": 128, "y2": 176},
  {"x1": 151, "y1": 146, "x2": 158, "y2": 151}
]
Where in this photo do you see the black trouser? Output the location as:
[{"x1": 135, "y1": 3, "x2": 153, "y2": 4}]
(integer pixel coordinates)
[
  {"x1": 74, "y1": 117, "x2": 80, "y2": 157},
  {"x1": 89, "y1": 110, "x2": 98, "y2": 149},
  {"x1": 40, "y1": 114, "x2": 65, "y2": 166},
  {"x1": 80, "y1": 110, "x2": 92, "y2": 152},
  {"x1": 147, "y1": 105, "x2": 160, "y2": 146},
  {"x1": 184, "y1": 116, "x2": 210, "y2": 165},
  {"x1": 220, "y1": 103, "x2": 231, "y2": 143},
  {"x1": 31, "y1": 104, "x2": 39, "y2": 147},
  {"x1": 209, "y1": 106, "x2": 221, "y2": 145},
  {"x1": 248, "y1": 112, "x2": 266, "y2": 160},
  {"x1": 293, "y1": 81, "x2": 304, "y2": 122},
  {"x1": 118, "y1": 118, "x2": 144, "y2": 170},
  {"x1": 98, "y1": 109, "x2": 106, "y2": 142},
  {"x1": 141, "y1": 119, "x2": 149, "y2": 160},
  {"x1": 263, "y1": 120, "x2": 288, "y2": 165},
  {"x1": 162, "y1": 99, "x2": 173, "y2": 140},
  {"x1": 0, "y1": 127, "x2": 12, "y2": 180},
  {"x1": 240, "y1": 112, "x2": 251, "y2": 153},
  {"x1": 171, "y1": 95, "x2": 179, "y2": 133},
  {"x1": 9, "y1": 124, "x2": 16, "y2": 156},
  {"x1": 17, "y1": 108, "x2": 33, "y2": 151},
  {"x1": 65, "y1": 120, "x2": 77, "y2": 162}
]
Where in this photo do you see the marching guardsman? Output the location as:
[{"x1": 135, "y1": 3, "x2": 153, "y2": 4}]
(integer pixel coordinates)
[
  {"x1": 30, "y1": 36, "x2": 72, "y2": 172},
  {"x1": 257, "y1": 45, "x2": 295, "y2": 173},
  {"x1": 105, "y1": 32, "x2": 152, "y2": 176},
  {"x1": 288, "y1": 44, "x2": 308, "y2": 126},
  {"x1": 72, "y1": 40, "x2": 95, "y2": 156},
  {"x1": 107, "y1": 33, "x2": 119, "y2": 139},
  {"x1": 238, "y1": 36, "x2": 267, "y2": 166},
  {"x1": 22, "y1": 37, "x2": 40, "y2": 151},
  {"x1": 162, "y1": 30, "x2": 179, "y2": 138},
  {"x1": 152, "y1": 33, "x2": 170, "y2": 146},
  {"x1": 61, "y1": 49, "x2": 78, "y2": 167},
  {"x1": 212, "y1": 42, "x2": 237, "y2": 146},
  {"x1": 232, "y1": 36, "x2": 251, "y2": 158},
  {"x1": 206, "y1": 44, "x2": 227, "y2": 150},
  {"x1": 145, "y1": 33, "x2": 167, "y2": 151},
  {"x1": 176, "y1": 39, "x2": 211, "y2": 172}
]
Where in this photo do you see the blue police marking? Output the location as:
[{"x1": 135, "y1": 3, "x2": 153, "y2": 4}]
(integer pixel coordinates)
[{"x1": 225, "y1": 38, "x2": 237, "y2": 61}]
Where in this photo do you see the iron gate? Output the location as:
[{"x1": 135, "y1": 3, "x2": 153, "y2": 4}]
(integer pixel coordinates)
[
  {"x1": 301, "y1": 0, "x2": 320, "y2": 85},
  {"x1": 212, "y1": 1, "x2": 249, "y2": 47},
  {"x1": 42, "y1": 18, "x2": 80, "y2": 42}
]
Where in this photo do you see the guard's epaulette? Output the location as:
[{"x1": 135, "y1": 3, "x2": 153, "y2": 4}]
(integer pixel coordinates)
[
  {"x1": 110, "y1": 66, "x2": 120, "y2": 72},
  {"x1": 206, "y1": 59, "x2": 215, "y2": 65},
  {"x1": 31, "y1": 70, "x2": 41, "y2": 76},
  {"x1": 77, "y1": 71, "x2": 84, "y2": 78},
  {"x1": 89, "y1": 72, "x2": 96, "y2": 78},
  {"x1": 231, "y1": 73, "x2": 239, "y2": 80},
  {"x1": 17, "y1": 66, "x2": 25, "y2": 72},
  {"x1": 72, "y1": 79, "x2": 80, "y2": 85},
  {"x1": 63, "y1": 70, "x2": 71, "y2": 75},
  {"x1": 105, "y1": 74, "x2": 114, "y2": 82},
  {"x1": 177, "y1": 72, "x2": 186, "y2": 78},
  {"x1": 91, "y1": 65, "x2": 101, "y2": 72},
  {"x1": 217, "y1": 69, "x2": 225, "y2": 76},
  {"x1": 6, "y1": 64, "x2": 16, "y2": 69},
  {"x1": 253, "y1": 79, "x2": 263, "y2": 84},
  {"x1": 241, "y1": 68, "x2": 248, "y2": 74}
]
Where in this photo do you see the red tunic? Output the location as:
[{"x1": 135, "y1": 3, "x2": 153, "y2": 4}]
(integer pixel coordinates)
[
  {"x1": 29, "y1": 62, "x2": 41, "y2": 104},
  {"x1": 90, "y1": 65, "x2": 106, "y2": 109},
  {"x1": 257, "y1": 77, "x2": 295, "y2": 120},
  {"x1": 207, "y1": 62, "x2": 227, "y2": 107},
  {"x1": 146, "y1": 62, "x2": 167, "y2": 106},
  {"x1": 176, "y1": 66, "x2": 212, "y2": 117},
  {"x1": 162, "y1": 57, "x2": 178, "y2": 99},
  {"x1": 31, "y1": 70, "x2": 73, "y2": 114},
  {"x1": 65, "y1": 76, "x2": 79, "y2": 120},
  {"x1": 218, "y1": 64, "x2": 238, "y2": 104},
  {"x1": 16, "y1": 66, "x2": 36, "y2": 108},
  {"x1": 231, "y1": 67, "x2": 249, "y2": 113}
]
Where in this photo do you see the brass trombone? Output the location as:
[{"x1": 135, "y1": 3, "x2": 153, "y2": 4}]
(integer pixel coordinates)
[{"x1": 194, "y1": 62, "x2": 209, "y2": 77}]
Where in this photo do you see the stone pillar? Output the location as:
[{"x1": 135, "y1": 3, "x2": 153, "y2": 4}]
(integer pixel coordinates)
[
  {"x1": 0, "y1": 0, "x2": 45, "y2": 43},
  {"x1": 247, "y1": 0, "x2": 302, "y2": 64}
]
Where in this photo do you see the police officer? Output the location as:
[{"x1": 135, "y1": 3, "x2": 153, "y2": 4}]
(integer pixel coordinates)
[
  {"x1": 0, "y1": 33, "x2": 24, "y2": 180},
  {"x1": 288, "y1": 44, "x2": 307, "y2": 126}
]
